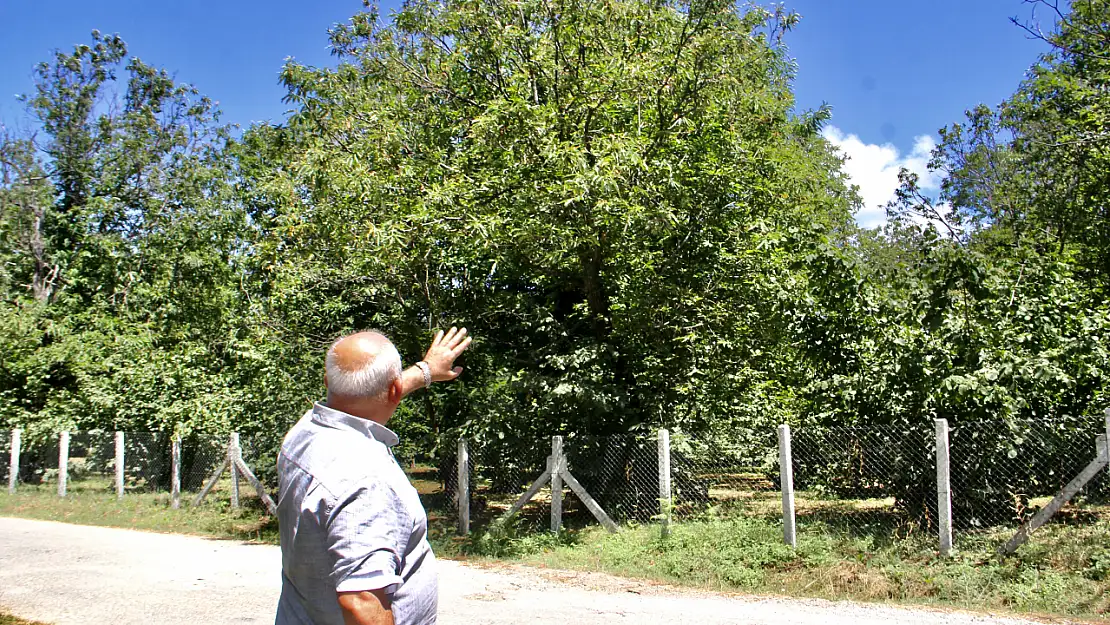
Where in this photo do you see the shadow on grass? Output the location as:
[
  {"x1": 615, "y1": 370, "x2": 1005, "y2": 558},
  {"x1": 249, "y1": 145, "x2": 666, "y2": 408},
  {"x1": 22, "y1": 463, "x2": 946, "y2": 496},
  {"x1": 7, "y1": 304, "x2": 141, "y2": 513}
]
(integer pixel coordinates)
[{"x1": 796, "y1": 504, "x2": 923, "y2": 548}]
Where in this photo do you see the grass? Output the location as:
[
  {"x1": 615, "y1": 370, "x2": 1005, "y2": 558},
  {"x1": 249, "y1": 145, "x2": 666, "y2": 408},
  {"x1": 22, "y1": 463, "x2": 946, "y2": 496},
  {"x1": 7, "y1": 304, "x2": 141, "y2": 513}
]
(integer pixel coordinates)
[
  {"x1": 424, "y1": 470, "x2": 1110, "y2": 621},
  {"x1": 0, "y1": 610, "x2": 49, "y2": 625},
  {"x1": 0, "y1": 477, "x2": 277, "y2": 543},
  {"x1": 445, "y1": 503, "x2": 1110, "y2": 620},
  {"x1": 5, "y1": 468, "x2": 1110, "y2": 621}
]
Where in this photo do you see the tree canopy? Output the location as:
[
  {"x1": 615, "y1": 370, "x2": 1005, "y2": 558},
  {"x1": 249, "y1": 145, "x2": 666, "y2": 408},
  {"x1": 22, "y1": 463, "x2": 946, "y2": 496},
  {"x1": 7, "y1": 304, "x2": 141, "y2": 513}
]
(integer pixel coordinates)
[{"x1": 2, "y1": 0, "x2": 1109, "y2": 516}]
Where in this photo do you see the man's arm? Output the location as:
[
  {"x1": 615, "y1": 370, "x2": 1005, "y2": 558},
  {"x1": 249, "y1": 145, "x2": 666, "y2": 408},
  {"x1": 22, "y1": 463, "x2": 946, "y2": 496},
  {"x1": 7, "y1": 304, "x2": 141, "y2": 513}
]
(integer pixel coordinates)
[
  {"x1": 399, "y1": 326, "x2": 472, "y2": 399},
  {"x1": 338, "y1": 589, "x2": 393, "y2": 625},
  {"x1": 398, "y1": 366, "x2": 428, "y2": 399}
]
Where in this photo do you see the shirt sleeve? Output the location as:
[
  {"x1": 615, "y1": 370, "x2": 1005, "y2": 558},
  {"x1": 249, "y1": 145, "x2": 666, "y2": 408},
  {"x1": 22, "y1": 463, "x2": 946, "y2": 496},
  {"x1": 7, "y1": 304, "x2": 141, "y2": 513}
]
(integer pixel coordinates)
[{"x1": 325, "y1": 478, "x2": 413, "y2": 595}]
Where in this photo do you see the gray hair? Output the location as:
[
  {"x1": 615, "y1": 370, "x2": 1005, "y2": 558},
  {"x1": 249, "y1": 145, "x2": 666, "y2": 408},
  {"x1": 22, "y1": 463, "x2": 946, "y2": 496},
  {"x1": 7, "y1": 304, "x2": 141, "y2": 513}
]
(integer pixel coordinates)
[{"x1": 325, "y1": 332, "x2": 403, "y2": 399}]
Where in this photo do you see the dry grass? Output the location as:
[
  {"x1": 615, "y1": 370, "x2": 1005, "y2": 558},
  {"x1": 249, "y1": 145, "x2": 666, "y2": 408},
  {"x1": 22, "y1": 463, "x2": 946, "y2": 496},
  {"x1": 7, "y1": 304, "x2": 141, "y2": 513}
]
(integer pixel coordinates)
[
  {"x1": 449, "y1": 474, "x2": 1110, "y2": 621},
  {"x1": 0, "y1": 477, "x2": 277, "y2": 543},
  {"x1": 501, "y1": 516, "x2": 1110, "y2": 619},
  {"x1": 6, "y1": 465, "x2": 1110, "y2": 620},
  {"x1": 0, "y1": 610, "x2": 49, "y2": 625}
]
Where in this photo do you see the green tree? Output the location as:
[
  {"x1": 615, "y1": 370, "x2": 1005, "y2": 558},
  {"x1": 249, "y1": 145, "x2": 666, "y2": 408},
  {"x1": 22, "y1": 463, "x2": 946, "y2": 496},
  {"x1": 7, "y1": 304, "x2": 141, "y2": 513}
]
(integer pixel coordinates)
[
  {"x1": 0, "y1": 134, "x2": 56, "y2": 302},
  {"x1": 0, "y1": 32, "x2": 249, "y2": 441},
  {"x1": 242, "y1": 0, "x2": 855, "y2": 468},
  {"x1": 814, "y1": 0, "x2": 1110, "y2": 523},
  {"x1": 891, "y1": 1, "x2": 1110, "y2": 283}
]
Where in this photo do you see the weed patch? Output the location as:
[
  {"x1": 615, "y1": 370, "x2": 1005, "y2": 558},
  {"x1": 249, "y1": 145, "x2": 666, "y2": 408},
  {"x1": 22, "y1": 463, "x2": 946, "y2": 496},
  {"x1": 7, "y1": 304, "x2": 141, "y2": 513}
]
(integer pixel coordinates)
[{"x1": 470, "y1": 515, "x2": 1110, "y2": 619}]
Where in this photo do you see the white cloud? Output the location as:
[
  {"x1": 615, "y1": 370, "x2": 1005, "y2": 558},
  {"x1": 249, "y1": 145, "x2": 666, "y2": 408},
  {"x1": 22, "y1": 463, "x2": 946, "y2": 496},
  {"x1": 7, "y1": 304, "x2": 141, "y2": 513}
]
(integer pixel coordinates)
[{"x1": 821, "y1": 126, "x2": 941, "y2": 228}]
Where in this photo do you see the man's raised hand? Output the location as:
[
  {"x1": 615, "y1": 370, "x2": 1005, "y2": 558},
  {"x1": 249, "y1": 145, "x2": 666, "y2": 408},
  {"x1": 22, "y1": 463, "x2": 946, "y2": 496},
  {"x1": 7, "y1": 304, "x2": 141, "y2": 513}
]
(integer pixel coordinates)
[{"x1": 422, "y1": 327, "x2": 472, "y2": 382}]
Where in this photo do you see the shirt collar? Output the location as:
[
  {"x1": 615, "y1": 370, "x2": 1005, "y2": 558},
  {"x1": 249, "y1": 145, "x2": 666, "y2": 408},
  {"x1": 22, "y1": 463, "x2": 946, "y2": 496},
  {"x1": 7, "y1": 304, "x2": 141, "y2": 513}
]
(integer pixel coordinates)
[{"x1": 311, "y1": 401, "x2": 400, "y2": 448}]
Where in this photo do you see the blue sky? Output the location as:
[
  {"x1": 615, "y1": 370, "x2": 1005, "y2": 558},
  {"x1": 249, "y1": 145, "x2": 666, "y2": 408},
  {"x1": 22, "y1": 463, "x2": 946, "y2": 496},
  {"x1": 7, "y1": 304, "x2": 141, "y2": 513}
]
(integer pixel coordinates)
[{"x1": 0, "y1": 0, "x2": 1053, "y2": 226}]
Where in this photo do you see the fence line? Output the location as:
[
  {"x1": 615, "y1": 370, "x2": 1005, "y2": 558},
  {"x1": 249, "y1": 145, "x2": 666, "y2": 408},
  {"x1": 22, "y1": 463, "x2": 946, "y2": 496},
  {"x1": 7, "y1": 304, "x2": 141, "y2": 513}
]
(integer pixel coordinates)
[
  {"x1": 3, "y1": 429, "x2": 273, "y2": 513},
  {"x1": 451, "y1": 414, "x2": 1110, "y2": 554},
  {"x1": 3, "y1": 412, "x2": 1109, "y2": 555}
]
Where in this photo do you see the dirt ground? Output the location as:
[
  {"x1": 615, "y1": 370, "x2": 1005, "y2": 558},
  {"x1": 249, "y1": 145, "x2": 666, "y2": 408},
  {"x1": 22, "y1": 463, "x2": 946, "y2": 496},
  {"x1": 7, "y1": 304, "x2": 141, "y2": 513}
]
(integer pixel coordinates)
[{"x1": 0, "y1": 517, "x2": 1080, "y2": 625}]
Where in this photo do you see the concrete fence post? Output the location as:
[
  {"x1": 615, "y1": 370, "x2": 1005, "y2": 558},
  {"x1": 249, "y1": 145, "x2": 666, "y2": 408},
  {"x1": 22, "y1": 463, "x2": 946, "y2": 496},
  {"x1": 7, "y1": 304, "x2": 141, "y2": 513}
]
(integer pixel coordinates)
[
  {"x1": 936, "y1": 418, "x2": 954, "y2": 556},
  {"x1": 1001, "y1": 432, "x2": 1109, "y2": 555},
  {"x1": 778, "y1": 424, "x2": 796, "y2": 548},
  {"x1": 658, "y1": 429, "x2": 672, "y2": 538},
  {"x1": 551, "y1": 436, "x2": 564, "y2": 534},
  {"x1": 1104, "y1": 408, "x2": 1110, "y2": 459},
  {"x1": 171, "y1": 436, "x2": 182, "y2": 510},
  {"x1": 229, "y1": 433, "x2": 241, "y2": 509},
  {"x1": 8, "y1": 429, "x2": 20, "y2": 494},
  {"x1": 457, "y1": 438, "x2": 470, "y2": 536},
  {"x1": 58, "y1": 431, "x2": 70, "y2": 497},
  {"x1": 114, "y1": 431, "x2": 125, "y2": 499}
]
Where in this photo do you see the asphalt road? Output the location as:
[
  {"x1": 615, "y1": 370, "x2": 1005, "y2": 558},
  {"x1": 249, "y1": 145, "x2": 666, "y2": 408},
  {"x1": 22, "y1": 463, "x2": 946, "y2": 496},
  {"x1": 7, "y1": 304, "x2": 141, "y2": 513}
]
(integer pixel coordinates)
[{"x1": 0, "y1": 517, "x2": 1060, "y2": 625}]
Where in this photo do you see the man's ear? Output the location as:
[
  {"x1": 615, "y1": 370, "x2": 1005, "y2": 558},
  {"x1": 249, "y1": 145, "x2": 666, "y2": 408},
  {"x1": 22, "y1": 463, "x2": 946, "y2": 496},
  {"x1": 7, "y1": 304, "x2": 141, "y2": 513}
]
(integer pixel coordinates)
[{"x1": 388, "y1": 377, "x2": 404, "y2": 405}]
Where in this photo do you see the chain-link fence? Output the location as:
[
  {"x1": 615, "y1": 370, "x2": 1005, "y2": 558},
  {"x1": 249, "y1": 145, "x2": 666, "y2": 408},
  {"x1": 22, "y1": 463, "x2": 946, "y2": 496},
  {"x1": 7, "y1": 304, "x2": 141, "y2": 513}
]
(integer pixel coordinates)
[
  {"x1": 1, "y1": 430, "x2": 277, "y2": 502},
  {"x1": 180, "y1": 434, "x2": 230, "y2": 492},
  {"x1": 16, "y1": 432, "x2": 59, "y2": 487},
  {"x1": 424, "y1": 443, "x2": 465, "y2": 529},
  {"x1": 949, "y1": 418, "x2": 1109, "y2": 534},
  {"x1": 67, "y1": 431, "x2": 118, "y2": 493},
  {"x1": 390, "y1": 443, "x2": 457, "y2": 531},
  {"x1": 792, "y1": 424, "x2": 936, "y2": 538},
  {"x1": 3, "y1": 415, "x2": 1107, "y2": 554},
  {"x1": 438, "y1": 416, "x2": 1108, "y2": 554},
  {"x1": 464, "y1": 435, "x2": 552, "y2": 528},
  {"x1": 564, "y1": 433, "x2": 658, "y2": 522},
  {"x1": 122, "y1": 432, "x2": 170, "y2": 492},
  {"x1": 432, "y1": 444, "x2": 461, "y2": 520},
  {"x1": 449, "y1": 430, "x2": 780, "y2": 530},
  {"x1": 669, "y1": 430, "x2": 779, "y2": 521},
  {"x1": 241, "y1": 432, "x2": 283, "y2": 488}
]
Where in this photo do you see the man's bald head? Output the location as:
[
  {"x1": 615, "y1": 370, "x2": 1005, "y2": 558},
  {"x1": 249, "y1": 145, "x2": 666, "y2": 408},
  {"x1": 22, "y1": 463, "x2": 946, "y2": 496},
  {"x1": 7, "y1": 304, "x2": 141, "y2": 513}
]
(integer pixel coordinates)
[{"x1": 325, "y1": 331, "x2": 403, "y2": 400}]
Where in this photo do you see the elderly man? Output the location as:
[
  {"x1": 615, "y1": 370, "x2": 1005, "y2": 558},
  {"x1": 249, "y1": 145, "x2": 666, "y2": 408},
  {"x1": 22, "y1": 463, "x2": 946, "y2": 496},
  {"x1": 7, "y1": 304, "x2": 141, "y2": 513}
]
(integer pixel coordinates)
[{"x1": 276, "y1": 327, "x2": 471, "y2": 625}]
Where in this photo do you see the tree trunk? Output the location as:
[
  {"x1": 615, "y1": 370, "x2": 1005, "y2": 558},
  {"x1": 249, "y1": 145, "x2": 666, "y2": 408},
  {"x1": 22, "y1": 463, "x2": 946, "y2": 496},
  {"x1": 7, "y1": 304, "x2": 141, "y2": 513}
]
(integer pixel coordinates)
[{"x1": 29, "y1": 200, "x2": 52, "y2": 302}]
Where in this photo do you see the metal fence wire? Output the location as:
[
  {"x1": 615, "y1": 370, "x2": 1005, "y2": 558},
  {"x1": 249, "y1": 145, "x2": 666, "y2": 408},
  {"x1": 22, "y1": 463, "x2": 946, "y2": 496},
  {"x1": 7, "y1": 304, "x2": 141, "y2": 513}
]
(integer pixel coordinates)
[
  {"x1": 668, "y1": 430, "x2": 779, "y2": 521},
  {"x1": 949, "y1": 418, "x2": 1108, "y2": 532},
  {"x1": 0, "y1": 430, "x2": 10, "y2": 483},
  {"x1": 465, "y1": 435, "x2": 551, "y2": 525},
  {"x1": 241, "y1": 433, "x2": 282, "y2": 488},
  {"x1": 122, "y1": 432, "x2": 170, "y2": 492},
  {"x1": 436, "y1": 447, "x2": 455, "y2": 502},
  {"x1": 430, "y1": 444, "x2": 462, "y2": 525},
  {"x1": 3, "y1": 418, "x2": 1107, "y2": 551},
  {"x1": 792, "y1": 424, "x2": 936, "y2": 535},
  {"x1": 67, "y1": 431, "x2": 117, "y2": 492},
  {"x1": 390, "y1": 446, "x2": 456, "y2": 525},
  {"x1": 181, "y1": 435, "x2": 230, "y2": 493},
  {"x1": 564, "y1": 433, "x2": 658, "y2": 522},
  {"x1": 16, "y1": 432, "x2": 59, "y2": 487}
]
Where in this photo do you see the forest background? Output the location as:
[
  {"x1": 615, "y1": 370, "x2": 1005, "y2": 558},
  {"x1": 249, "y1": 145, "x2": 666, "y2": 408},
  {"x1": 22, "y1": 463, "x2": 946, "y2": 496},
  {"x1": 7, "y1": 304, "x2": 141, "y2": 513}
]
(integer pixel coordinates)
[{"x1": 2, "y1": 0, "x2": 1109, "y2": 518}]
